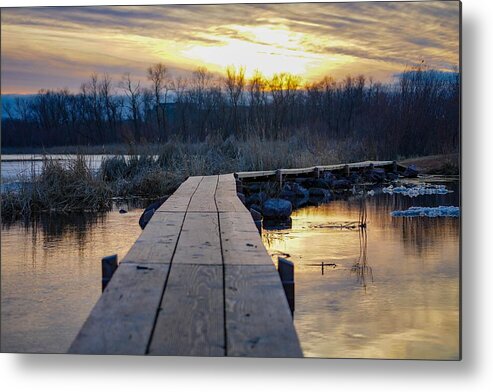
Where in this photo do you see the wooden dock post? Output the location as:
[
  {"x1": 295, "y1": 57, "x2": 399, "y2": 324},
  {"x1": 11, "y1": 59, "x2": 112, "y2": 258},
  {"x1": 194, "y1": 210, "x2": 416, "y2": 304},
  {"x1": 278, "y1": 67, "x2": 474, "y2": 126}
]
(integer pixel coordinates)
[
  {"x1": 344, "y1": 164, "x2": 350, "y2": 177},
  {"x1": 102, "y1": 254, "x2": 118, "y2": 291},
  {"x1": 314, "y1": 167, "x2": 321, "y2": 178},
  {"x1": 392, "y1": 160, "x2": 398, "y2": 173},
  {"x1": 278, "y1": 257, "x2": 295, "y2": 315},
  {"x1": 276, "y1": 169, "x2": 283, "y2": 190}
]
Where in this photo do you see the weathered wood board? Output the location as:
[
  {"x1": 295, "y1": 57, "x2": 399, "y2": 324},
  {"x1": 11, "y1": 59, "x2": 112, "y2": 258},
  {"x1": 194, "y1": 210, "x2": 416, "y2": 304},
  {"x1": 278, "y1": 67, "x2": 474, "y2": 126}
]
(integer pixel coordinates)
[
  {"x1": 157, "y1": 176, "x2": 203, "y2": 213},
  {"x1": 122, "y1": 212, "x2": 185, "y2": 264},
  {"x1": 148, "y1": 264, "x2": 224, "y2": 356},
  {"x1": 225, "y1": 264, "x2": 302, "y2": 357},
  {"x1": 172, "y1": 212, "x2": 222, "y2": 266},
  {"x1": 220, "y1": 212, "x2": 272, "y2": 266},
  {"x1": 216, "y1": 174, "x2": 248, "y2": 212},
  {"x1": 69, "y1": 263, "x2": 170, "y2": 355},
  {"x1": 188, "y1": 175, "x2": 218, "y2": 212}
]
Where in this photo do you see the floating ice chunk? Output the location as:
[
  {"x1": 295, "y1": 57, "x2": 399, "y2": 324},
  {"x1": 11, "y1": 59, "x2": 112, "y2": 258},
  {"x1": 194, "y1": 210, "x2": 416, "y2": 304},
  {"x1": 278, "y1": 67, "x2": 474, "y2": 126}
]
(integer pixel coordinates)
[
  {"x1": 391, "y1": 206, "x2": 460, "y2": 217},
  {"x1": 383, "y1": 183, "x2": 453, "y2": 198}
]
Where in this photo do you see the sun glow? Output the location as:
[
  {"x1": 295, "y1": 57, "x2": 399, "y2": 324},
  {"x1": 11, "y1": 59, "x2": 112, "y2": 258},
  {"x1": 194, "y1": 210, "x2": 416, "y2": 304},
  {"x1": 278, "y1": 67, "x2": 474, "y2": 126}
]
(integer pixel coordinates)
[{"x1": 181, "y1": 24, "x2": 329, "y2": 79}]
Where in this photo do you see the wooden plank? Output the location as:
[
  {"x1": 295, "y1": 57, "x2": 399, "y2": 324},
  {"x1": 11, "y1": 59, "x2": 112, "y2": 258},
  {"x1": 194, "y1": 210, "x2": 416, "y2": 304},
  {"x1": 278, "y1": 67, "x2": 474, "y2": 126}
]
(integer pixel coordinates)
[
  {"x1": 280, "y1": 166, "x2": 316, "y2": 175},
  {"x1": 188, "y1": 175, "x2": 218, "y2": 212},
  {"x1": 225, "y1": 264, "x2": 302, "y2": 358},
  {"x1": 148, "y1": 264, "x2": 224, "y2": 356},
  {"x1": 122, "y1": 212, "x2": 185, "y2": 264},
  {"x1": 236, "y1": 169, "x2": 276, "y2": 178},
  {"x1": 236, "y1": 160, "x2": 397, "y2": 179},
  {"x1": 219, "y1": 212, "x2": 272, "y2": 266},
  {"x1": 69, "y1": 263, "x2": 170, "y2": 355},
  {"x1": 216, "y1": 174, "x2": 249, "y2": 213},
  {"x1": 157, "y1": 176, "x2": 203, "y2": 212},
  {"x1": 216, "y1": 189, "x2": 248, "y2": 212},
  {"x1": 172, "y1": 212, "x2": 222, "y2": 265}
]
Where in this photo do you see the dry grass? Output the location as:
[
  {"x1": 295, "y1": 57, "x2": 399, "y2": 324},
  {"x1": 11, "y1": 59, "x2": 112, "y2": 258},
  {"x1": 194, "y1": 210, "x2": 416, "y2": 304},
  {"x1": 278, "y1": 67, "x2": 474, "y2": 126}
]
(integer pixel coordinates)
[
  {"x1": 1, "y1": 135, "x2": 373, "y2": 220},
  {"x1": 2, "y1": 156, "x2": 111, "y2": 219}
]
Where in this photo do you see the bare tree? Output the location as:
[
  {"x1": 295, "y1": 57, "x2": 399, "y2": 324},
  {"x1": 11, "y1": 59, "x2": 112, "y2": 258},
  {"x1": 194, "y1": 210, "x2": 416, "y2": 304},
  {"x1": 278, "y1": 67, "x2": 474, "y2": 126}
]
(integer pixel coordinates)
[
  {"x1": 248, "y1": 70, "x2": 268, "y2": 138},
  {"x1": 225, "y1": 65, "x2": 245, "y2": 138},
  {"x1": 191, "y1": 66, "x2": 215, "y2": 140},
  {"x1": 120, "y1": 72, "x2": 142, "y2": 142},
  {"x1": 147, "y1": 63, "x2": 171, "y2": 141}
]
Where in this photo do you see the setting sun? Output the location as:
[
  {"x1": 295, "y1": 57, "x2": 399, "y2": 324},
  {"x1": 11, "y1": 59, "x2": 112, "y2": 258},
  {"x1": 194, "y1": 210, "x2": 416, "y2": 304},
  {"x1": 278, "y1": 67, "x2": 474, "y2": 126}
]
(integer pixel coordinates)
[{"x1": 181, "y1": 24, "x2": 328, "y2": 79}]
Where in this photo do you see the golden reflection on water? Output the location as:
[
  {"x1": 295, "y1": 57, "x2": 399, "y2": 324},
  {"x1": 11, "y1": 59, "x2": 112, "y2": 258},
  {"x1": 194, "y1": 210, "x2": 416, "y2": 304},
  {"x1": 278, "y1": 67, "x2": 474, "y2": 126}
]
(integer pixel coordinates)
[
  {"x1": 1, "y1": 208, "x2": 143, "y2": 353},
  {"x1": 262, "y1": 187, "x2": 460, "y2": 359}
]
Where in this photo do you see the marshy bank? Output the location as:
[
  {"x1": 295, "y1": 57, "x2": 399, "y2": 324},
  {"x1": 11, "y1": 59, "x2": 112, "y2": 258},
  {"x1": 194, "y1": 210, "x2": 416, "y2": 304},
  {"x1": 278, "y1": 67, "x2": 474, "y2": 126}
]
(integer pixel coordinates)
[
  {"x1": 0, "y1": 137, "x2": 346, "y2": 219},
  {"x1": 0, "y1": 136, "x2": 459, "y2": 221}
]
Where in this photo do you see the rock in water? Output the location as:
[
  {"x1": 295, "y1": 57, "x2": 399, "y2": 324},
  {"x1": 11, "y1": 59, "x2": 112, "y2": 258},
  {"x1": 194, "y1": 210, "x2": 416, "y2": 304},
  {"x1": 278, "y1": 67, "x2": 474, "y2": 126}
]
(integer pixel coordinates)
[
  {"x1": 262, "y1": 199, "x2": 292, "y2": 219},
  {"x1": 280, "y1": 184, "x2": 309, "y2": 208},
  {"x1": 309, "y1": 187, "x2": 332, "y2": 199},
  {"x1": 245, "y1": 191, "x2": 267, "y2": 207},
  {"x1": 402, "y1": 164, "x2": 419, "y2": 178},
  {"x1": 365, "y1": 168, "x2": 386, "y2": 183},
  {"x1": 250, "y1": 204, "x2": 262, "y2": 214},
  {"x1": 331, "y1": 179, "x2": 352, "y2": 190},
  {"x1": 322, "y1": 171, "x2": 336, "y2": 184},
  {"x1": 386, "y1": 172, "x2": 399, "y2": 181},
  {"x1": 139, "y1": 198, "x2": 165, "y2": 229},
  {"x1": 308, "y1": 188, "x2": 332, "y2": 205}
]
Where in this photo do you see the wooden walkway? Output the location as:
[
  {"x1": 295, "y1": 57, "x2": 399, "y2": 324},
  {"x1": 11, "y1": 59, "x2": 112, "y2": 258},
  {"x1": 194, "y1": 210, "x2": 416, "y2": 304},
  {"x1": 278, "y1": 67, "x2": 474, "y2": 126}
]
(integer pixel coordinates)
[
  {"x1": 69, "y1": 174, "x2": 302, "y2": 357},
  {"x1": 236, "y1": 160, "x2": 399, "y2": 179}
]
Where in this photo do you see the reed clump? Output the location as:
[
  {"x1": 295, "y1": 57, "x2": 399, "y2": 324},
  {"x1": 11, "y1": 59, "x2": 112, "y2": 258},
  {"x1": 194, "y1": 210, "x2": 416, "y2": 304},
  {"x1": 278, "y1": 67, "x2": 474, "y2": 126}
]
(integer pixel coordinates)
[{"x1": 2, "y1": 156, "x2": 112, "y2": 219}]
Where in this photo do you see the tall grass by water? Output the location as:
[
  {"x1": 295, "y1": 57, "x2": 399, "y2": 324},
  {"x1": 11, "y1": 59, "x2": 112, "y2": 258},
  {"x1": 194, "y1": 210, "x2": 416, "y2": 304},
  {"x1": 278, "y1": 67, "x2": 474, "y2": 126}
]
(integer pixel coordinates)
[{"x1": 2, "y1": 135, "x2": 364, "y2": 220}]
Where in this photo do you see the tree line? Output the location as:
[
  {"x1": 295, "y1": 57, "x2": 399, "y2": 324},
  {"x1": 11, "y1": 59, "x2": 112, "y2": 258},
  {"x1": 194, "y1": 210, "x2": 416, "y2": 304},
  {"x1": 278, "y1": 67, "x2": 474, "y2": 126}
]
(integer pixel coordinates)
[{"x1": 1, "y1": 63, "x2": 459, "y2": 159}]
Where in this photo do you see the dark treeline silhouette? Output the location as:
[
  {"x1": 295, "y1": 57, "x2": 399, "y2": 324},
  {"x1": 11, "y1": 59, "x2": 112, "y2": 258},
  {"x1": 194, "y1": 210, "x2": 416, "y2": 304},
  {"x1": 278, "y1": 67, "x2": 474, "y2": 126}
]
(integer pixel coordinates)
[{"x1": 1, "y1": 63, "x2": 459, "y2": 159}]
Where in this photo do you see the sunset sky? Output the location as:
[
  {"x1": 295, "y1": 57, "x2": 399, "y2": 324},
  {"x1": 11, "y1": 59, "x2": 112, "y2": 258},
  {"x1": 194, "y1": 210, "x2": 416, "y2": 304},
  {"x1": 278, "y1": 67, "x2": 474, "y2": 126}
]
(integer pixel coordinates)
[{"x1": 1, "y1": 1, "x2": 460, "y2": 94}]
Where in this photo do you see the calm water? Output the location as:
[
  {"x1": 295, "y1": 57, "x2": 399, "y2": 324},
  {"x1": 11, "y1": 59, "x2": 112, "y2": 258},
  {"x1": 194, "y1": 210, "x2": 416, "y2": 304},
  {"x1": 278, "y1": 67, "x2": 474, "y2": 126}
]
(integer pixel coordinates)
[
  {"x1": 1, "y1": 178, "x2": 459, "y2": 358},
  {"x1": 1, "y1": 206, "x2": 143, "y2": 353},
  {"x1": 262, "y1": 180, "x2": 460, "y2": 359}
]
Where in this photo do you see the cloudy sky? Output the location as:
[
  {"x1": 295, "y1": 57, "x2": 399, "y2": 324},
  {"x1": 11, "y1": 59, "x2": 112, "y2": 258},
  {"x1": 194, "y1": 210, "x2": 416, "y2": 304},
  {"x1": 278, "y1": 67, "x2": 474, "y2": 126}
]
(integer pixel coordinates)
[{"x1": 1, "y1": 1, "x2": 460, "y2": 94}]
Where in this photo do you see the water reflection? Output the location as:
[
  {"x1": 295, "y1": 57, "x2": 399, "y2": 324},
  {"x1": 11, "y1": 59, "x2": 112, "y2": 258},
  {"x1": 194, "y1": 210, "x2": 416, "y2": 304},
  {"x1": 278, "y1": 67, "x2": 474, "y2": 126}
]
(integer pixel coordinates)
[
  {"x1": 350, "y1": 228, "x2": 373, "y2": 291},
  {"x1": 262, "y1": 180, "x2": 460, "y2": 359},
  {"x1": 1, "y1": 205, "x2": 143, "y2": 353}
]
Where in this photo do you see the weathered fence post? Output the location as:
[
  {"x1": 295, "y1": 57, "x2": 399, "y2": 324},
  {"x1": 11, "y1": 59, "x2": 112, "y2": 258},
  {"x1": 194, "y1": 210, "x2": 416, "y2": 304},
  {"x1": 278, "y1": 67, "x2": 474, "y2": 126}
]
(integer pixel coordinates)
[
  {"x1": 102, "y1": 254, "x2": 118, "y2": 292},
  {"x1": 278, "y1": 257, "x2": 295, "y2": 316},
  {"x1": 344, "y1": 164, "x2": 350, "y2": 177}
]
